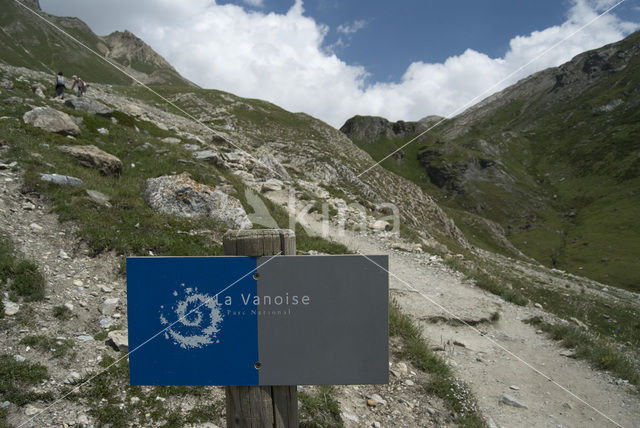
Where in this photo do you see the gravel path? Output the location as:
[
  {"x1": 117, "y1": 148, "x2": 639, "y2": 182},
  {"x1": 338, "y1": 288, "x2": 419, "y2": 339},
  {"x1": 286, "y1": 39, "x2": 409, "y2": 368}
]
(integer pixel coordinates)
[{"x1": 291, "y1": 197, "x2": 640, "y2": 428}]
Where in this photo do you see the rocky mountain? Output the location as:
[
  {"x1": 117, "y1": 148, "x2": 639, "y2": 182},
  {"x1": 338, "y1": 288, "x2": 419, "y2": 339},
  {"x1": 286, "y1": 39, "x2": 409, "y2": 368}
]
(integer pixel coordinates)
[
  {"x1": 0, "y1": 0, "x2": 192, "y2": 86},
  {"x1": 342, "y1": 30, "x2": 640, "y2": 292}
]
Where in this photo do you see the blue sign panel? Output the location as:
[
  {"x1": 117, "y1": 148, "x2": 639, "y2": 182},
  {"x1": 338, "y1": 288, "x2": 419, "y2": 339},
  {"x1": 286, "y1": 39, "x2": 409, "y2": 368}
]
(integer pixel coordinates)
[
  {"x1": 127, "y1": 257, "x2": 259, "y2": 385},
  {"x1": 127, "y1": 255, "x2": 389, "y2": 386}
]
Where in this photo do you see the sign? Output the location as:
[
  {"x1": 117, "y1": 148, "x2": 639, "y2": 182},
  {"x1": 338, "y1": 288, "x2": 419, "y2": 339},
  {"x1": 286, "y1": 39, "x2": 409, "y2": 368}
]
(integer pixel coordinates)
[{"x1": 127, "y1": 255, "x2": 388, "y2": 386}]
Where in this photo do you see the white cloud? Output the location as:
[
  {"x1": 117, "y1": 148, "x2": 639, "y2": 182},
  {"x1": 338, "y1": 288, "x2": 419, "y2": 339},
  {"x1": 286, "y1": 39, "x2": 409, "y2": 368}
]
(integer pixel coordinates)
[
  {"x1": 242, "y1": 0, "x2": 264, "y2": 7},
  {"x1": 337, "y1": 19, "x2": 367, "y2": 35},
  {"x1": 40, "y1": 0, "x2": 638, "y2": 128}
]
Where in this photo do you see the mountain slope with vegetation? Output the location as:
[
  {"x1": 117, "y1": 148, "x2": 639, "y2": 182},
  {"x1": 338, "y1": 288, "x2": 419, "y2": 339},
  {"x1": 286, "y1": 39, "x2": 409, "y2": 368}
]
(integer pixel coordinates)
[
  {"x1": 0, "y1": 0, "x2": 192, "y2": 86},
  {"x1": 342, "y1": 30, "x2": 640, "y2": 292}
]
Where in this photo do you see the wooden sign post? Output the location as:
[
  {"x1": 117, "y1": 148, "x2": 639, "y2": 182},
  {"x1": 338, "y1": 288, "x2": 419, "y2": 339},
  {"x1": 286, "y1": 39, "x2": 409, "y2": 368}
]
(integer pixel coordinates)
[
  {"x1": 223, "y1": 229, "x2": 298, "y2": 428},
  {"x1": 126, "y1": 229, "x2": 388, "y2": 427}
]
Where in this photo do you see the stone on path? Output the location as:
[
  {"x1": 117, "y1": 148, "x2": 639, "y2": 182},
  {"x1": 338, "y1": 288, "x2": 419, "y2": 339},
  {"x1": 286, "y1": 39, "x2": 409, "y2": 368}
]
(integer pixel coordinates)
[{"x1": 501, "y1": 393, "x2": 528, "y2": 409}]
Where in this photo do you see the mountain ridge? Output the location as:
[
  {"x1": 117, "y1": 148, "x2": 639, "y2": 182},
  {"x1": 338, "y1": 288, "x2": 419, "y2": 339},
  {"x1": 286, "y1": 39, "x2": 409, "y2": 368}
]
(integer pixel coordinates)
[{"x1": 342, "y1": 30, "x2": 640, "y2": 291}]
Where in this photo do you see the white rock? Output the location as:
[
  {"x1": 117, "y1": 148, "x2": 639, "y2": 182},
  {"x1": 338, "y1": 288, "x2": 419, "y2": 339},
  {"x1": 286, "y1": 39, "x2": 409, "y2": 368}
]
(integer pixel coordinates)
[
  {"x1": 76, "y1": 414, "x2": 90, "y2": 425},
  {"x1": 261, "y1": 178, "x2": 283, "y2": 192},
  {"x1": 162, "y1": 137, "x2": 181, "y2": 144},
  {"x1": 29, "y1": 223, "x2": 43, "y2": 232},
  {"x1": 370, "y1": 220, "x2": 390, "y2": 231},
  {"x1": 509, "y1": 385, "x2": 520, "y2": 391},
  {"x1": 13, "y1": 355, "x2": 25, "y2": 362},
  {"x1": 4, "y1": 300, "x2": 19, "y2": 316},
  {"x1": 73, "y1": 279, "x2": 83, "y2": 287},
  {"x1": 64, "y1": 301, "x2": 74, "y2": 311},
  {"x1": 24, "y1": 404, "x2": 42, "y2": 416},
  {"x1": 22, "y1": 202, "x2": 36, "y2": 210},
  {"x1": 59, "y1": 249, "x2": 70, "y2": 259},
  {"x1": 97, "y1": 127, "x2": 109, "y2": 135},
  {"x1": 101, "y1": 297, "x2": 119, "y2": 316},
  {"x1": 396, "y1": 362, "x2": 408, "y2": 374},
  {"x1": 342, "y1": 413, "x2": 359, "y2": 423},
  {"x1": 369, "y1": 393, "x2": 387, "y2": 406},
  {"x1": 404, "y1": 379, "x2": 415, "y2": 386}
]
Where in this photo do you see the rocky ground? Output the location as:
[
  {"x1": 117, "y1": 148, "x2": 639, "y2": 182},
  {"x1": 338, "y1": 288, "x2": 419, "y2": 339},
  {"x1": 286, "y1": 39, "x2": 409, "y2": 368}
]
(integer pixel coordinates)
[{"x1": 0, "y1": 165, "x2": 456, "y2": 427}]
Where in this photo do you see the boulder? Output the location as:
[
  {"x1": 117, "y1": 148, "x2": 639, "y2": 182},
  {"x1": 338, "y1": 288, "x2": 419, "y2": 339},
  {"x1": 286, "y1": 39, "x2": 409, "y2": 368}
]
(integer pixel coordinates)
[
  {"x1": 58, "y1": 145, "x2": 122, "y2": 176},
  {"x1": 253, "y1": 148, "x2": 291, "y2": 180},
  {"x1": 120, "y1": 104, "x2": 144, "y2": 117},
  {"x1": 144, "y1": 173, "x2": 252, "y2": 229},
  {"x1": 23, "y1": 107, "x2": 80, "y2": 135},
  {"x1": 86, "y1": 189, "x2": 112, "y2": 207},
  {"x1": 64, "y1": 97, "x2": 113, "y2": 117},
  {"x1": 34, "y1": 88, "x2": 45, "y2": 99},
  {"x1": 40, "y1": 173, "x2": 83, "y2": 187},
  {"x1": 107, "y1": 330, "x2": 129, "y2": 353},
  {"x1": 193, "y1": 150, "x2": 226, "y2": 167},
  {"x1": 370, "y1": 220, "x2": 391, "y2": 231},
  {"x1": 261, "y1": 178, "x2": 283, "y2": 192}
]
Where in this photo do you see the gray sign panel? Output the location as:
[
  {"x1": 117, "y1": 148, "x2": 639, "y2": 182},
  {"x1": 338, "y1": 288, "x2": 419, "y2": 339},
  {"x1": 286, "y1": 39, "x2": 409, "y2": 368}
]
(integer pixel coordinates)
[{"x1": 256, "y1": 255, "x2": 389, "y2": 385}]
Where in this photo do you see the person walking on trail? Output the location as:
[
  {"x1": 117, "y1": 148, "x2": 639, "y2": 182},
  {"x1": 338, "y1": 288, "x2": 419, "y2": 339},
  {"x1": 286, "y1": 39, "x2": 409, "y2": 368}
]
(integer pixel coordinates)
[
  {"x1": 71, "y1": 75, "x2": 86, "y2": 97},
  {"x1": 54, "y1": 71, "x2": 65, "y2": 99}
]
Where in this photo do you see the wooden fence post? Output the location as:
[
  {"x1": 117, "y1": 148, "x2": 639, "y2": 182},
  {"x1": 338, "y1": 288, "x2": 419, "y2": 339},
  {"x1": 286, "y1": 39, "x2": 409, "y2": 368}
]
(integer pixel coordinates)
[{"x1": 223, "y1": 229, "x2": 298, "y2": 428}]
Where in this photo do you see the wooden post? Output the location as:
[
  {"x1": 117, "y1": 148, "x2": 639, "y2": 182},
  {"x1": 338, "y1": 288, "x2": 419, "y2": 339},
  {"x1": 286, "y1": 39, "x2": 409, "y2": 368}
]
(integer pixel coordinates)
[{"x1": 224, "y1": 229, "x2": 298, "y2": 428}]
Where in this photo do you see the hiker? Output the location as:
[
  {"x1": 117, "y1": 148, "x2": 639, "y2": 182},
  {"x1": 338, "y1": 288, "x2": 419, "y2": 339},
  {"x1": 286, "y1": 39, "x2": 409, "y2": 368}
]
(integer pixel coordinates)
[
  {"x1": 54, "y1": 71, "x2": 65, "y2": 99},
  {"x1": 71, "y1": 75, "x2": 86, "y2": 97}
]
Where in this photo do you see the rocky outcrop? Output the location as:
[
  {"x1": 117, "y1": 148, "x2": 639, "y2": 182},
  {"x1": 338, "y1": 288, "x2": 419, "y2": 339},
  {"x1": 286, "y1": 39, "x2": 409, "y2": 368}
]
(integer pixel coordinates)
[
  {"x1": 23, "y1": 107, "x2": 80, "y2": 135},
  {"x1": 340, "y1": 115, "x2": 427, "y2": 143},
  {"x1": 58, "y1": 145, "x2": 122, "y2": 176},
  {"x1": 144, "y1": 173, "x2": 252, "y2": 229},
  {"x1": 64, "y1": 97, "x2": 113, "y2": 117}
]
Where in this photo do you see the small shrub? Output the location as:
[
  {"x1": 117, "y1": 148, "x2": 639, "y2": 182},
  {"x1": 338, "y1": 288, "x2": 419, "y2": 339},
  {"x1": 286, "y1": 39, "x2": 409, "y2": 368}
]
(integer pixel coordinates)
[
  {"x1": 53, "y1": 305, "x2": 73, "y2": 321},
  {"x1": 11, "y1": 260, "x2": 45, "y2": 301}
]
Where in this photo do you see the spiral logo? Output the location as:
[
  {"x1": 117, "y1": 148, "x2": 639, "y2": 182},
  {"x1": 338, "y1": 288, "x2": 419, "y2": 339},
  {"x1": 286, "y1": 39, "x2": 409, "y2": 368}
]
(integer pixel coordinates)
[{"x1": 159, "y1": 284, "x2": 224, "y2": 349}]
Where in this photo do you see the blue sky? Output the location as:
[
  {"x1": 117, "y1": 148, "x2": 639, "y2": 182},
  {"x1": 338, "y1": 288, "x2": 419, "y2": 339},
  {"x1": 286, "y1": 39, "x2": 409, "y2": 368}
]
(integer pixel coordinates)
[
  {"x1": 219, "y1": 0, "x2": 572, "y2": 82},
  {"x1": 41, "y1": 0, "x2": 639, "y2": 127}
]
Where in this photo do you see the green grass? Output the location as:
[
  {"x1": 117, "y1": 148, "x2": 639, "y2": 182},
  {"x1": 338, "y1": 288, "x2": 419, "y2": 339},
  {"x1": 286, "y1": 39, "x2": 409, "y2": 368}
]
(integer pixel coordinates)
[
  {"x1": 299, "y1": 386, "x2": 343, "y2": 428},
  {"x1": 0, "y1": 233, "x2": 46, "y2": 304},
  {"x1": 0, "y1": 354, "x2": 53, "y2": 420},
  {"x1": 524, "y1": 316, "x2": 640, "y2": 386},
  {"x1": 389, "y1": 301, "x2": 486, "y2": 428},
  {"x1": 52, "y1": 305, "x2": 73, "y2": 321},
  {"x1": 20, "y1": 335, "x2": 75, "y2": 358}
]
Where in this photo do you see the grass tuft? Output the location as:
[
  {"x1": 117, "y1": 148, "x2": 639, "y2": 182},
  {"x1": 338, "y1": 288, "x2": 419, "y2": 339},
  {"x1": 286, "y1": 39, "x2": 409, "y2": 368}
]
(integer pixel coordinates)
[{"x1": 389, "y1": 301, "x2": 486, "y2": 427}]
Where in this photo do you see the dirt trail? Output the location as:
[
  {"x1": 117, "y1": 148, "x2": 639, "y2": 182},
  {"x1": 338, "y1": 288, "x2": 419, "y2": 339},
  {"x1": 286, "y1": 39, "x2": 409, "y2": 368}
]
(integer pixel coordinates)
[{"x1": 286, "y1": 200, "x2": 640, "y2": 428}]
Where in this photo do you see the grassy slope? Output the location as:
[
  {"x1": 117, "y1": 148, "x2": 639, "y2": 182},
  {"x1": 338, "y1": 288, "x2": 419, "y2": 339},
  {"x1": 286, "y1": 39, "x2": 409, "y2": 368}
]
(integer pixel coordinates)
[
  {"x1": 351, "y1": 40, "x2": 640, "y2": 292},
  {"x1": 0, "y1": 0, "x2": 186, "y2": 86}
]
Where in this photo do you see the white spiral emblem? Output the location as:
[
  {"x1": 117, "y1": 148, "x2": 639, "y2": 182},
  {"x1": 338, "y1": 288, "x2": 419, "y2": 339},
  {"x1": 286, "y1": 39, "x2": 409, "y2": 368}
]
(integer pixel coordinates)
[{"x1": 159, "y1": 284, "x2": 224, "y2": 349}]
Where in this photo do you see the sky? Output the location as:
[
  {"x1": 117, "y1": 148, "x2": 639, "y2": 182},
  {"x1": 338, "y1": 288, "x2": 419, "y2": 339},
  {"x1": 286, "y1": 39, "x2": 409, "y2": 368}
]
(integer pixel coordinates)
[{"x1": 40, "y1": 0, "x2": 640, "y2": 128}]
